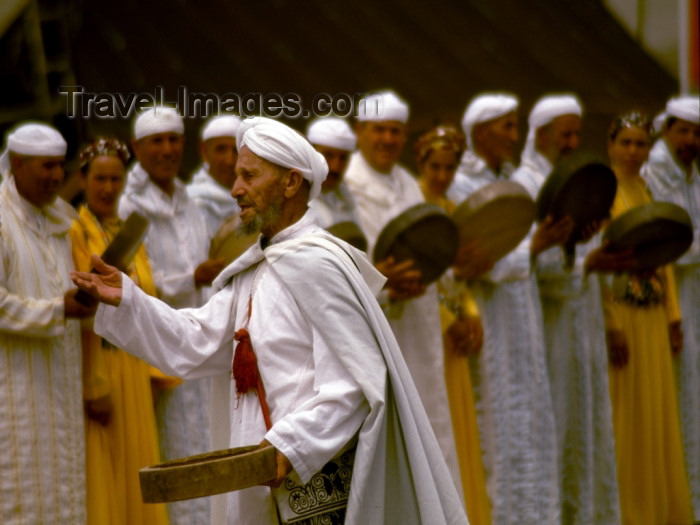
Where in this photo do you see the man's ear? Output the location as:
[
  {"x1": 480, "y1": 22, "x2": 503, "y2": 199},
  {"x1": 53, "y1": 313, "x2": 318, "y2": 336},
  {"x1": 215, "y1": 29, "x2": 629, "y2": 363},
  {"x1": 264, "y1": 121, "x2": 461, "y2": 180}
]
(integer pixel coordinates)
[{"x1": 283, "y1": 169, "x2": 306, "y2": 198}]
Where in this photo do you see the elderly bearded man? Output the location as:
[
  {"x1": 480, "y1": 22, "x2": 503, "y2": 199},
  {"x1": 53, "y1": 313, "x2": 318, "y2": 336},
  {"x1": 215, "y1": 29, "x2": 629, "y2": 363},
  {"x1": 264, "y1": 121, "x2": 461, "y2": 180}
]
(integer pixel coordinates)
[
  {"x1": 642, "y1": 94, "x2": 700, "y2": 521},
  {"x1": 72, "y1": 117, "x2": 468, "y2": 525},
  {"x1": 0, "y1": 122, "x2": 96, "y2": 524}
]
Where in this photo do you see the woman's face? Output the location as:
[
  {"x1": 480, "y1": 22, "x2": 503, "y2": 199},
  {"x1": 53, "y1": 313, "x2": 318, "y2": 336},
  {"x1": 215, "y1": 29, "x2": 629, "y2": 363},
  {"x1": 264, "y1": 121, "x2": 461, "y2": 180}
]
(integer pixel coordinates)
[
  {"x1": 82, "y1": 155, "x2": 127, "y2": 220},
  {"x1": 608, "y1": 126, "x2": 650, "y2": 174},
  {"x1": 420, "y1": 148, "x2": 459, "y2": 197}
]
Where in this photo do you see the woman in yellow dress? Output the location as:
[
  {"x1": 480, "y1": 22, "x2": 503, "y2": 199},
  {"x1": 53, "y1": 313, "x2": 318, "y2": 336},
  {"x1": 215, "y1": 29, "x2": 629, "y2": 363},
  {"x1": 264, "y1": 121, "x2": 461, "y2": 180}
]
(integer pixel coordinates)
[
  {"x1": 70, "y1": 138, "x2": 172, "y2": 525},
  {"x1": 592, "y1": 112, "x2": 693, "y2": 524},
  {"x1": 415, "y1": 125, "x2": 491, "y2": 525}
]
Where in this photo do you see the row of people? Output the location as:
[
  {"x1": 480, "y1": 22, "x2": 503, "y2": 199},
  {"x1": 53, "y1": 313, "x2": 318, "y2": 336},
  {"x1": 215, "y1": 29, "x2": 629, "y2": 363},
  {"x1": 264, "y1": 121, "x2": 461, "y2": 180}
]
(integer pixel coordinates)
[{"x1": 0, "y1": 88, "x2": 697, "y2": 525}]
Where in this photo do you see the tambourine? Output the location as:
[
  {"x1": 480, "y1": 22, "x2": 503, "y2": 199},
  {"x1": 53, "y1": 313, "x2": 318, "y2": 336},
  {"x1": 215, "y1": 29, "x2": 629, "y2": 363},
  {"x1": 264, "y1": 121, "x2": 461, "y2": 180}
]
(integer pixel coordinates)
[
  {"x1": 209, "y1": 215, "x2": 258, "y2": 265},
  {"x1": 373, "y1": 203, "x2": 459, "y2": 284},
  {"x1": 326, "y1": 221, "x2": 368, "y2": 252},
  {"x1": 140, "y1": 445, "x2": 276, "y2": 503},
  {"x1": 452, "y1": 180, "x2": 536, "y2": 264},
  {"x1": 536, "y1": 152, "x2": 617, "y2": 268},
  {"x1": 603, "y1": 201, "x2": 693, "y2": 270}
]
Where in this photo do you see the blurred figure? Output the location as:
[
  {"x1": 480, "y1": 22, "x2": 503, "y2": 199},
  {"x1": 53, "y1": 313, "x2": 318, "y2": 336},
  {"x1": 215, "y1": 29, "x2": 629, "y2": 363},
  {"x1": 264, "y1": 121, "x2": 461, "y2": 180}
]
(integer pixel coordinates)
[
  {"x1": 415, "y1": 125, "x2": 491, "y2": 525},
  {"x1": 70, "y1": 138, "x2": 171, "y2": 525},
  {"x1": 344, "y1": 90, "x2": 462, "y2": 494},
  {"x1": 306, "y1": 116, "x2": 361, "y2": 228},
  {"x1": 448, "y1": 93, "x2": 561, "y2": 524},
  {"x1": 598, "y1": 111, "x2": 693, "y2": 524},
  {"x1": 187, "y1": 115, "x2": 242, "y2": 241},
  {"x1": 513, "y1": 94, "x2": 620, "y2": 524},
  {"x1": 642, "y1": 95, "x2": 700, "y2": 521},
  {"x1": 124, "y1": 106, "x2": 222, "y2": 525},
  {"x1": 0, "y1": 122, "x2": 95, "y2": 523}
]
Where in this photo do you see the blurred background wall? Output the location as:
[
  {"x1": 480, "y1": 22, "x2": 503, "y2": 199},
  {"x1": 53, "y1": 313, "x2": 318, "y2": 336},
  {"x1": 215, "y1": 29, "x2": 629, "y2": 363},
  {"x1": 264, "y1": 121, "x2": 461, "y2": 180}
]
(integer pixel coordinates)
[{"x1": 1, "y1": 0, "x2": 697, "y2": 182}]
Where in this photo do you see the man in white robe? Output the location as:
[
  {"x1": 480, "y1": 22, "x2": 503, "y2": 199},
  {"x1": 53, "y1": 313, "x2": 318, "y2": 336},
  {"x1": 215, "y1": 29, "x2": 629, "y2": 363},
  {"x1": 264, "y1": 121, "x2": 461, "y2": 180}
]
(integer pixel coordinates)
[
  {"x1": 642, "y1": 94, "x2": 700, "y2": 521},
  {"x1": 187, "y1": 115, "x2": 242, "y2": 241},
  {"x1": 123, "y1": 106, "x2": 225, "y2": 525},
  {"x1": 512, "y1": 94, "x2": 620, "y2": 524},
  {"x1": 0, "y1": 123, "x2": 96, "y2": 524},
  {"x1": 343, "y1": 90, "x2": 462, "y2": 492},
  {"x1": 306, "y1": 117, "x2": 361, "y2": 229},
  {"x1": 72, "y1": 116, "x2": 468, "y2": 525},
  {"x1": 450, "y1": 92, "x2": 561, "y2": 524}
]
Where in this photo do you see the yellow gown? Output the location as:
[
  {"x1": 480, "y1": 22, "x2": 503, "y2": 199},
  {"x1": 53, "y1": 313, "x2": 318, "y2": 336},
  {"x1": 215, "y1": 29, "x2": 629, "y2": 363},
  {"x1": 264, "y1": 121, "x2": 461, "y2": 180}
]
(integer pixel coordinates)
[
  {"x1": 422, "y1": 181, "x2": 492, "y2": 525},
  {"x1": 71, "y1": 206, "x2": 172, "y2": 525},
  {"x1": 601, "y1": 174, "x2": 693, "y2": 525}
]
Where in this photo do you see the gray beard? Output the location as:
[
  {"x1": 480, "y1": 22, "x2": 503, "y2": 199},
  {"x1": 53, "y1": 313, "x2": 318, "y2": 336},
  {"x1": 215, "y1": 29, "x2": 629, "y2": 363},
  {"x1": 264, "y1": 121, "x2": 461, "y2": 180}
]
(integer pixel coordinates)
[{"x1": 235, "y1": 199, "x2": 283, "y2": 236}]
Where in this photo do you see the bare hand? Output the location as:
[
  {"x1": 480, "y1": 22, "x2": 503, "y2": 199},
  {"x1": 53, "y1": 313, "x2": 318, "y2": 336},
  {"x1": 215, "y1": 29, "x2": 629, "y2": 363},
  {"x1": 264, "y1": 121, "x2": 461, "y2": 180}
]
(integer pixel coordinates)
[
  {"x1": 606, "y1": 330, "x2": 629, "y2": 368},
  {"x1": 531, "y1": 215, "x2": 575, "y2": 257},
  {"x1": 669, "y1": 321, "x2": 683, "y2": 356},
  {"x1": 194, "y1": 258, "x2": 226, "y2": 287},
  {"x1": 446, "y1": 314, "x2": 484, "y2": 357},
  {"x1": 259, "y1": 439, "x2": 292, "y2": 488},
  {"x1": 453, "y1": 240, "x2": 494, "y2": 280},
  {"x1": 85, "y1": 394, "x2": 113, "y2": 426},
  {"x1": 584, "y1": 242, "x2": 636, "y2": 274},
  {"x1": 375, "y1": 256, "x2": 426, "y2": 301},
  {"x1": 70, "y1": 255, "x2": 123, "y2": 306},
  {"x1": 64, "y1": 288, "x2": 98, "y2": 318}
]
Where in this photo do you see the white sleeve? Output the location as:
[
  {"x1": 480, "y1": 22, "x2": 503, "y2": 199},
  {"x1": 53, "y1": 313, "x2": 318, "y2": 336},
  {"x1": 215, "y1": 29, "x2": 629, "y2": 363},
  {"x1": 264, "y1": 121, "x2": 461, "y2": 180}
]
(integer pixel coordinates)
[{"x1": 94, "y1": 275, "x2": 236, "y2": 379}]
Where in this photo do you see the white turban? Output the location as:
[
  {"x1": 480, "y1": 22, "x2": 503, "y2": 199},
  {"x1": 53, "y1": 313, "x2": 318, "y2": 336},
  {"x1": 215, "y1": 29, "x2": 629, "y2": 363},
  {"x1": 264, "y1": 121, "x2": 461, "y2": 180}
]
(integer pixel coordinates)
[
  {"x1": 306, "y1": 117, "x2": 356, "y2": 151},
  {"x1": 133, "y1": 106, "x2": 184, "y2": 140},
  {"x1": 0, "y1": 122, "x2": 67, "y2": 177},
  {"x1": 462, "y1": 93, "x2": 519, "y2": 149},
  {"x1": 522, "y1": 94, "x2": 583, "y2": 163},
  {"x1": 665, "y1": 95, "x2": 699, "y2": 125},
  {"x1": 356, "y1": 90, "x2": 409, "y2": 123},
  {"x1": 237, "y1": 117, "x2": 328, "y2": 201},
  {"x1": 201, "y1": 115, "x2": 242, "y2": 141}
]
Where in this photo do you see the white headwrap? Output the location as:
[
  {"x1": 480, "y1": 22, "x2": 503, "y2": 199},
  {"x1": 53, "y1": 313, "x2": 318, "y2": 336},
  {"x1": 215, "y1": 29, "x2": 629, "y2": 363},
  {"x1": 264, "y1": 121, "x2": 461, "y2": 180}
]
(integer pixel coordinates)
[
  {"x1": 133, "y1": 106, "x2": 184, "y2": 140},
  {"x1": 664, "y1": 95, "x2": 699, "y2": 125},
  {"x1": 0, "y1": 122, "x2": 67, "y2": 177},
  {"x1": 522, "y1": 94, "x2": 583, "y2": 163},
  {"x1": 306, "y1": 117, "x2": 357, "y2": 151},
  {"x1": 237, "y1": 117, "x2": 328, "y2": 201},
  {"x1": 356, "y1": 90, "x2": 409, "y2": 123},
  {"x1": 462, "y1": 93, "x2": 519, "y2": 149},
  {"x1": 201, "y1": 115, "x2": 242, "y2": 141}
]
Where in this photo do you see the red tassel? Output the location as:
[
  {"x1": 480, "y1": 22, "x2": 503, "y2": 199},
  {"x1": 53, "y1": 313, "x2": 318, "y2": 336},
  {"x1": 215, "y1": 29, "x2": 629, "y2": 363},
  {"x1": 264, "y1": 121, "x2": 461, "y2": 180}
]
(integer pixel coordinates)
[{"x1": 233, "y1": 328, "x2": 258, "y2": 396}]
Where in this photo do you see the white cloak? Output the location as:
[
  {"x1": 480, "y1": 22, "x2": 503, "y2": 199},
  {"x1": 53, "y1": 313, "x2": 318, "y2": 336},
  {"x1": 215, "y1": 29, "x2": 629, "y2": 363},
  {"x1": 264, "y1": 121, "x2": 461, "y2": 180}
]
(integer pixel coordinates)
[
  {"x1": 121, "y1": 162, "x2": 212, "y2": 524},
  {"x1": 95, "y1": 212, "x2": 468, "y2": 525},
  {"x1": 455, "y1": 151, "x2": 561, "y2": 524},
  {"x1": 513, "y1": 153, "x2": 620, "y2": 524},
  {"x1": 0, "y1": 177, "x2": 85, "y2": 524},
  {"x1": 642, "y1": 138, "x2": 700, "y2": 520},
  {"x1": 186, "y1": 166, "x2": 240, "y2": 242},
  {"x1": 343, "y1": 151, "x2": 462, "y2": 491}
]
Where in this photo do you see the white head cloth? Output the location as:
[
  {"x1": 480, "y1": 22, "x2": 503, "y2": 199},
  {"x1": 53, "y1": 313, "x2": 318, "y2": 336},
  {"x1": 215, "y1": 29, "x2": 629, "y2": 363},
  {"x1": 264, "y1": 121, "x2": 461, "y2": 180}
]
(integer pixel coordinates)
[
  {"x1": 356, "y1": 90, "x2": 409, "y2": 123},
  {"x1": 653, "y1": 112, "x2": 668, "y2": 135},
  {"x1": 0, "y1": 122, "x2": 67, "y2": 177},
  {"x1": 522, "y1": 93, "x2": 583, "y2": 163},
  {"x1": 201, "y1": 115, "x2": 242, "y2": 141},
  {"x1": 133, "y1": 106, "x2": 184, "y2": 140},
  {"x1": 462, "y1": 93, "x2": 519, "y2": 149},
  {"x1": 306, "y1": 117, "x2": 357, "y2": 151},
  {"x1": 664, "y1": 95, "x2": 700, "y2": 125},
  {"x1": 237, "y1": 117, "x2": 328, "y2": 201}
]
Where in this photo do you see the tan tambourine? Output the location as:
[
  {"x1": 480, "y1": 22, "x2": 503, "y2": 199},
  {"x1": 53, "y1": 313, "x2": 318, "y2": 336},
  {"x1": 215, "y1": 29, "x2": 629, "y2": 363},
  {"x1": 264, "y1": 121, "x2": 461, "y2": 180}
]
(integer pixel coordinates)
[
  {"x1": 373, "y1": 203, "x2": 459, "y2": 284},
  {"x1": 452, "y1": 180, "x2": 536, "y2": 263},
  {"x1": 326, "y1": 221, "x2": 368, "y2": 252},
  {"x1": 603, "y1": 201, "x2": 693, "y2": 270},
  {"x1": 209, "y1": 215, "x2": 258, "y2": 265},
  {"x1": 139, "y1": 445, "x2": 276, "y2": 503}
]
